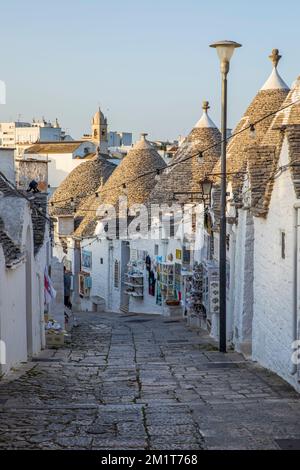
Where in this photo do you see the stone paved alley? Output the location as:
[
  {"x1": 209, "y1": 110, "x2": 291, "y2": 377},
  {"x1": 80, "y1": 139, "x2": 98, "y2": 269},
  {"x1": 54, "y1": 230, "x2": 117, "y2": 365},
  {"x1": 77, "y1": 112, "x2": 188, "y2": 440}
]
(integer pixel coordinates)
[{"x1": 1, "y1": 312, "x2": 300, "y2": 450}]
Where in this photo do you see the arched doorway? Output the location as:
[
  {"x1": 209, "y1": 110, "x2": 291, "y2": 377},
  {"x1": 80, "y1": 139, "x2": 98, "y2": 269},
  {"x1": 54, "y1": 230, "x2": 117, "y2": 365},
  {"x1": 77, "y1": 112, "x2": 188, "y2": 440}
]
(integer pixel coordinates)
[{"x1": 26, "y1": 227, "x2": 33, "y2": 358}]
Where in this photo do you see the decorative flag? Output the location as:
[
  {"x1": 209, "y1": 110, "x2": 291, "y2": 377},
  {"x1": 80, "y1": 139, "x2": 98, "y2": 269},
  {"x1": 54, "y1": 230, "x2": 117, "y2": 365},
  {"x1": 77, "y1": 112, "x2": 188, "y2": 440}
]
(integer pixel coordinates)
[{"x1": 44, "y1": 267, "x2": 56, "y2": 304}]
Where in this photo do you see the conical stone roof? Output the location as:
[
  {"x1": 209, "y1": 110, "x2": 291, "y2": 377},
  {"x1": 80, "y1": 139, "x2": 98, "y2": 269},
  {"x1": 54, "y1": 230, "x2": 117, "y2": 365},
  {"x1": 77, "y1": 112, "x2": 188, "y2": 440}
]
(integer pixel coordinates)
[
  {"x1": 213, "y1": 49, "x2": 290, "y2": 203},
  {"x1": 73, "y1": 134, "x2": 166, "y2": 237},
  {"x1": 98, "y1": 133, "x2": 166, "y2": 207},
  {"x1": 49, "y1": 153, "x2": 116, "y2": 216},
  {"x1": 150, "y1": 101, "x2": 221, "y2": 204},
  {"x1": 247, "y1": 75, "x2": 300, "y2": 217}
]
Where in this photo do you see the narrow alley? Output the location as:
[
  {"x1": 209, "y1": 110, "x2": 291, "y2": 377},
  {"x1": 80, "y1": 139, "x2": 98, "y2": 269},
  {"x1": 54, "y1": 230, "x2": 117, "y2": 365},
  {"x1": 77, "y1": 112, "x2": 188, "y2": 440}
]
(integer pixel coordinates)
[{"x1": 0, "y1": 312, "x2": 300, "y2": 450}]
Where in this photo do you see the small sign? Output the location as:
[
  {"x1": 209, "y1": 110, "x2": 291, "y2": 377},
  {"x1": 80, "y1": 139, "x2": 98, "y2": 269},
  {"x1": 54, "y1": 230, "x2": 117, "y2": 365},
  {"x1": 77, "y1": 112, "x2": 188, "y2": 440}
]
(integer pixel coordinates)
[{"x1": 176, "y1": 249, "x2": 182, "y2": 260}]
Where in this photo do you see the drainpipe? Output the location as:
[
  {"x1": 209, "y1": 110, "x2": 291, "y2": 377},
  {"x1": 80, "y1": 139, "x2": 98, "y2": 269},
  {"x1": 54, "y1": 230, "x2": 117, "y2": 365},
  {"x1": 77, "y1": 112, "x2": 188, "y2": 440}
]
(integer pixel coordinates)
[{"x1": 291, "y1": 201, "x2": 300, "y2": 375}]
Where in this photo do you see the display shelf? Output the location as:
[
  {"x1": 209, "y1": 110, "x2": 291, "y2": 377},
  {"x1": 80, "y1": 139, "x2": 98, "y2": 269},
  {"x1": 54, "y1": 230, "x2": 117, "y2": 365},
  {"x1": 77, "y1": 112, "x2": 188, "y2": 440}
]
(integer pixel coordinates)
[
  {"x1": 124, "y1": 260, "x2": 144, "y2": 299},
  {"x1": 125, "y1": 291, "x2": 144, "y2": 297},
  {"x1": 126, "y1": 273, "x2": 144, "y2": 279},
  {"x1": 157, "y1": 261, "x2": 175, "y2": 301},
  {"x1": 125, "y1": 291, "x2": 144, "y2": 298},
  {"x1": 124, "y1": 281, "x2": 143, "y2": 287}
]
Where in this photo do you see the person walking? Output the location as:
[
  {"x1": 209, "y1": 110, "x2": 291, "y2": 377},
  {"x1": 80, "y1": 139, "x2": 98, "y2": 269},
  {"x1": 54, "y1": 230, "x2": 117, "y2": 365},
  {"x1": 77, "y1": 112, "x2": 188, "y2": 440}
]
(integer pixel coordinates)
[{"x1": 64, "y1": 267, "x2": 72, "y2": 310}]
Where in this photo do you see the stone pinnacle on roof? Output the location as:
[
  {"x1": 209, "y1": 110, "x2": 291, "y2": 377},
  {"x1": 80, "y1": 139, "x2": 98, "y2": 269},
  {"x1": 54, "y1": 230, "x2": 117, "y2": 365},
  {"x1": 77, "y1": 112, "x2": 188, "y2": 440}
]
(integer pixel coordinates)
[
  {"x1": 261, "y1": 48, "x2": 289, "y2": 91},
  {"x1": 194, "y1": 101, "x2": 218, "y2": 129},
  {"x1": 134, "y1": 133, "x2": 153, "y2": 150},
  {"x1": 269, "y1": 48, "x2": 281, "y2": 68}
]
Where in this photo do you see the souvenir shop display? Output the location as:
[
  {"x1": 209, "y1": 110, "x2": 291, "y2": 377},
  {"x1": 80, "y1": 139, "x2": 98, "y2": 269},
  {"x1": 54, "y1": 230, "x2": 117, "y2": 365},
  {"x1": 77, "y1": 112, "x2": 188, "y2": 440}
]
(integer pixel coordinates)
[
  {"x1": 148, "y1": 270, "x2": 156, "y2": 296},
  {"x1": 185, "y1": 261, "x2": 204, "y2": 317},
  {"x1": 124, "y1": 260, "x2": 144, "y2": 298},
  {"x1": 156, "y1": 261, "x2": 175, "y2": 302},
  {"x1": 174, "y1": 262, "x2": 182, "y2": 301},
  {"x1": 202, "y1": 260, "x2": 220, "y2": 319}
]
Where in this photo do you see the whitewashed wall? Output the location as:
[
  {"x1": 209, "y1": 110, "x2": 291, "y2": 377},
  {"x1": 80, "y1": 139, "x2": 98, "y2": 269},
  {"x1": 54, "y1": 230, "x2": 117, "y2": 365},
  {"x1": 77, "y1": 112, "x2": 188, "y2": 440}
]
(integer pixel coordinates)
[
  {"x1": 20, "y1": 212, "x2": 45, "y2": 358},
  {"x1": 252, "y1": 139, "x2": 299, "y2": 390},
  {"x1": 47, "y1": 154, "x2": 83, "y2": 190},
  {"x1": 232, "y1": 207, "x2": 254, "y2": 355},
  {"x1": 0, "y1": 200, "x2": 48, "y2": 374},
  {"x1": 84, "y1": 237, "x2": 122, "y2": 313},
  {"x1": 0, "y1": 252, "x2": 27, "y2": 374}
]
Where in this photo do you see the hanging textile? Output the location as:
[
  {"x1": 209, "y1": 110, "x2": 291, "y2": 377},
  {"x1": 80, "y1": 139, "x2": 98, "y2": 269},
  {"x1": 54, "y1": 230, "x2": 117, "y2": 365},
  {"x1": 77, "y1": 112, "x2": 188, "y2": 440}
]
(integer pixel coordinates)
[
  {"x1": 44, "y1": 267, "x2": 56, "y2": 304},
  {"x1": 145, "y1": 255, "x2": 151, "y2": 272},
  {"x1": 148, "y1": 270, "x2": 156, "y2": 296}
]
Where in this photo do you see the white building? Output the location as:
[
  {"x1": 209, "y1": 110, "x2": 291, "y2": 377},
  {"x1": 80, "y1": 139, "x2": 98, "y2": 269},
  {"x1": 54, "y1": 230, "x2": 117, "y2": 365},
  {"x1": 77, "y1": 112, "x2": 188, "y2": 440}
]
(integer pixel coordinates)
[
  {"x1": 205, "y1": 49, "x2": 290, "y2": 350},
  {"x1": 0, "y1": 163, "x2": 50, "y2": 374},
  {"x1": 230, "y1": 76, "x2": 300, "y2": 391},
  {"x1": 0, "y1": 118, "x2": 67, "y2": 158},
  {"x1": 109, "y1": 131, "x2": 132, "y2": 148},
  {"x1": 189, "y1": 50, "x2": 300, "y2": 392}
]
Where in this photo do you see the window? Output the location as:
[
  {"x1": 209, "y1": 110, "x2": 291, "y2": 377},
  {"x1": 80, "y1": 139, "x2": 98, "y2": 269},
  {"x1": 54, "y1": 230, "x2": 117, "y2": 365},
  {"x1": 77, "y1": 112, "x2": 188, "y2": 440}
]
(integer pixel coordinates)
[
  {"x1": 114, "y1": 260, "x2": 120, "y2": 289},
  {"x1": 281, "y1": 231, "x2": 286, "y2": 259}
]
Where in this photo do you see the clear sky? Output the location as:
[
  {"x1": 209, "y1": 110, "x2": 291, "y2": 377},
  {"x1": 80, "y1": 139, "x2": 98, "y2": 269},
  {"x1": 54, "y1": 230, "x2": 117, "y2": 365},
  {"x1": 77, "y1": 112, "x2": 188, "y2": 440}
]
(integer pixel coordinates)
[{"x1": 0, "y1": 0, "x2": 299, "y2": 141}]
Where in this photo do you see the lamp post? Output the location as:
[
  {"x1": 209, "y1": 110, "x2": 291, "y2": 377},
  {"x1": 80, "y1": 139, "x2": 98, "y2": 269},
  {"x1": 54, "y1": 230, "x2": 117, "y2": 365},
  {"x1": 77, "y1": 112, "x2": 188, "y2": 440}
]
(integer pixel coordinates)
[
  {"x1": 210, "y1": 40, "x2": 241, "y2": 353},
  {"x1": 199, "y1": 178, "x2": 213, "y2": 207}
]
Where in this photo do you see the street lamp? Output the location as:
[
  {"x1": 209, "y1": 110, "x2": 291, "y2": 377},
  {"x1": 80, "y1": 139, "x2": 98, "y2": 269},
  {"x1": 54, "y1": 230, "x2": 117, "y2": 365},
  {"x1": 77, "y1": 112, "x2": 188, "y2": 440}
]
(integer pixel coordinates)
[
  {"x1": 199, "y1": 178, "x2": 213, "y2": 206},
  {"x1": 210, "y1": 40, "x2": 242, "y2": 353}
]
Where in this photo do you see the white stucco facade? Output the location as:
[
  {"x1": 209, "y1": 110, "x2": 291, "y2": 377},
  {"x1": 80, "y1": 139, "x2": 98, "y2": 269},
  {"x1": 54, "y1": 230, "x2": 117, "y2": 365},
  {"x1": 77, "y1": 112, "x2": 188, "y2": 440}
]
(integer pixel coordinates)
[
  {"x1": 0, "y1": 190, "x2": 50, "y2": 374},
  {"x1": 0, "y1": 249, "x2": 27, "y2": 373},
  {"x1": 251, "y1": 138, "x2": 299, "y2": 390}
]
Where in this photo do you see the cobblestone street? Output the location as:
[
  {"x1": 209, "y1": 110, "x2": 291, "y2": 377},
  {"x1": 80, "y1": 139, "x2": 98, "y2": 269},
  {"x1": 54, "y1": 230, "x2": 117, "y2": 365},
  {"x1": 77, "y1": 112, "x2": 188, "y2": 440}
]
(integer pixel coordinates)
[{"x1": 0, "y1": 312, "x2": 300, "y2": 450}]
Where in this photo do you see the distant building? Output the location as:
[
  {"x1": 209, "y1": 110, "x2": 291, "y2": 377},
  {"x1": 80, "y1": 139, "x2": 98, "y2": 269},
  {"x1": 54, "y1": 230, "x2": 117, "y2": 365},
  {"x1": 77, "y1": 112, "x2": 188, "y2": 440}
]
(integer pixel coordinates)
[
  {"x1": 109, "y1": 131, "x2": 132, "y2": 148},
  {"x1": 0, "y1": 118, "x2": 68, "y2": 158},
  {"x1": 152, "y1": 139, "x2": 180, "y2": 163}
]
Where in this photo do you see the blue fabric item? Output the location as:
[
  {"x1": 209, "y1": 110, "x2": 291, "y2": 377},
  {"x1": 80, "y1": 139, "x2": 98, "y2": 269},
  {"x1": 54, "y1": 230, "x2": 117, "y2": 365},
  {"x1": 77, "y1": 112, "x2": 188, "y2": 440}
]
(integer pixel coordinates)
[{"x1": 84, "y1": 276, "x2": 92, "y2": 289}]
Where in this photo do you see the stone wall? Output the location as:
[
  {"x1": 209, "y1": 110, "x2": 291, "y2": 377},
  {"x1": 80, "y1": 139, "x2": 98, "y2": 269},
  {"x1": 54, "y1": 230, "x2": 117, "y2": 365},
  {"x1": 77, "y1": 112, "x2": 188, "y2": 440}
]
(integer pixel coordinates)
[{"x1": 18, "y1": 160, "x2": 48, "y2": 191}]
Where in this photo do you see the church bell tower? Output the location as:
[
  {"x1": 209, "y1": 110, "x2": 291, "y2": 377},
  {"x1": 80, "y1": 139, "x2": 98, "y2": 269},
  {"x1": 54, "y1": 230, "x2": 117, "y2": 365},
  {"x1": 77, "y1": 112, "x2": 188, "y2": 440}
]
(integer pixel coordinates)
[{"x1": 92, "y1": 107, "x2": 108, "y2": 154}]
